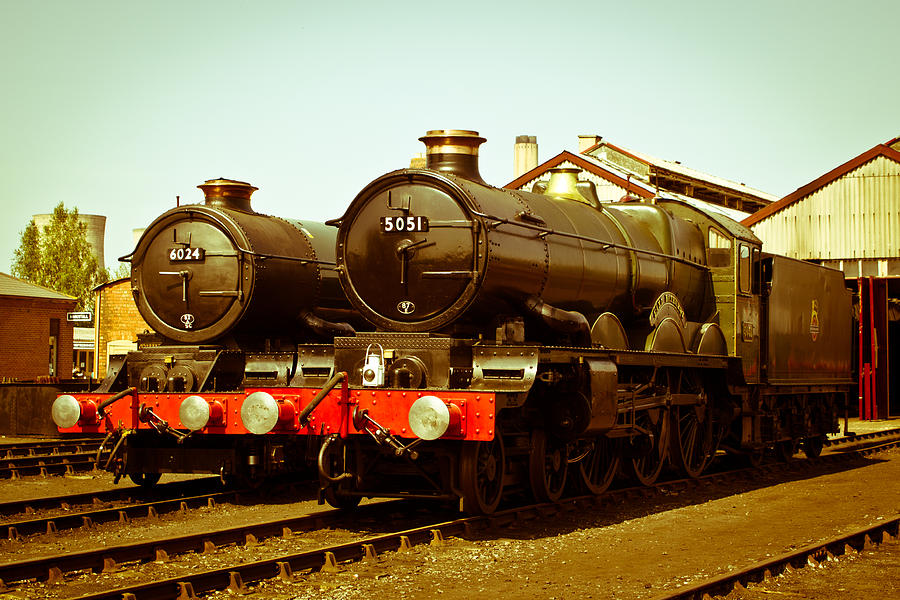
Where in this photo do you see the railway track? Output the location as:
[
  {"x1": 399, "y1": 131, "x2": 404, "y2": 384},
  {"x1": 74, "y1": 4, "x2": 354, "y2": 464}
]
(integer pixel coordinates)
[
  {"x1": 0, "y1": 476, "x2": 315, "y2": 540},
  {"x1": 825, "y1": 427, "x2": 900, "y2": 449},
  {"x1": 0, "y1": 438, "x2": 105, "y2": 479},
  {"x1": 0, "y1": 452, "x2": 99, "y2": 479},
  {"x1": 0, "y1": 476, "x2": 221, "y2": 517},
  {"x1": 650, "y1": 516, "x2": 900, "y2": 600},
  {"x1": 1, "y1": 432, "x2": 898, "y2": 599},
  {"x1": 2, "y1": 490, "x2": 234, "y2": 541},
  {"x1": 0, "y1": 437, "x2": 102, "y2": 458}
]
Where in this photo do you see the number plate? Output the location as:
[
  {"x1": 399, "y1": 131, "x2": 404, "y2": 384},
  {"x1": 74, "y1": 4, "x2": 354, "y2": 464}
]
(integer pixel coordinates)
[
  {"x1": 169, "y1": 247, "x2": 205, "y2": 262},
  {"x1": 380, "y1": 216, "x2": 429, "y2": 233}
]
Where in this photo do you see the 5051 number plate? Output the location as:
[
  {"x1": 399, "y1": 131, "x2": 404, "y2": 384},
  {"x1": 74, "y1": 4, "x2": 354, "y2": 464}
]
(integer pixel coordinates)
[
  {"x1": 381, "y1": 216, "x2": 429, "y2": 233},
  {"x1": 169, "y1": 247, "x2": 205, "y2": 261}
]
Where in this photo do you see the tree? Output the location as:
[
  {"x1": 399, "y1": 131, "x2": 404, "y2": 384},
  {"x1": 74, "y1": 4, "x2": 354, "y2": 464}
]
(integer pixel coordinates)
[
  {"x1": 11, "y1": 203, "x2": 108, "y2": 311},
  {"x1": 112, "y1": 261, "x2": 131, "y2": 280},
  {"x1": 13, "y1": 220, "x2": 41, "y2": 279}
]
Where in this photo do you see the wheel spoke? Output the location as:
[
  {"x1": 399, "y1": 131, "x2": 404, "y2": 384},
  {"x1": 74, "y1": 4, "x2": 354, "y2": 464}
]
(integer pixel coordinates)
[
  {"x1": 460, "y1": 433, "x2": 505, "y2": 515},
  {"x1": 529, "y1": 429, "x2": 567, "y2": 502},
  {"x1": 579, "y1": 437, "x2": 619, "y2": 495},
  {"x1": 669, "y1": 371, "x2": 711, "y2": 479},
  {"x1": 629, "y1": 407, "x2": 669, "y2": 486}
]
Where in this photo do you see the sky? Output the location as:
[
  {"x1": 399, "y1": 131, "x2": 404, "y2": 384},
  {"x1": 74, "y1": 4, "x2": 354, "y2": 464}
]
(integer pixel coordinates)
[{"x1": 1, "y1": 0, "x2": 897, "y2": 274}]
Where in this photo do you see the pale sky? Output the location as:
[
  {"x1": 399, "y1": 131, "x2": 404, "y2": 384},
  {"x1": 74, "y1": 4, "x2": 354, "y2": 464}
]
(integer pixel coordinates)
[{"x1": 1, "y1": 0, "x2": 897, "y2": 273}]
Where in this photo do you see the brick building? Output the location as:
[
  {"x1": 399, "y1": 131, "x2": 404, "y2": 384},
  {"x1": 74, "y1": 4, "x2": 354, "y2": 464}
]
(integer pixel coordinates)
[
  {"x1": 0, "y1": 272, "x2": 76, "y2": 381},
  {"x1": 94, "y1": 278, "x2": 151, "y2": 378}
]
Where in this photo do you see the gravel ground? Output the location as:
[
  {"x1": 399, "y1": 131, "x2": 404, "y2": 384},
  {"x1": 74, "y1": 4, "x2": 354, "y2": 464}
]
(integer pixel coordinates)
[{"x1": 0, "y1": 433, "x2": 898, "y2": 599}]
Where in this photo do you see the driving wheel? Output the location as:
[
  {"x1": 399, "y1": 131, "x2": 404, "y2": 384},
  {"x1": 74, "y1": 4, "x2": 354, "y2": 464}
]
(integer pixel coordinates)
[{"x1": 529, "y1": 429, "x2": 568, "y2": 503}]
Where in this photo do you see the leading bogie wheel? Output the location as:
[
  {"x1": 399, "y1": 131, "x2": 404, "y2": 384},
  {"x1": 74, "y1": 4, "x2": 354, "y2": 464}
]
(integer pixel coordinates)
[
  {"x1": 323, "y1": 482, "x2": 362, "y2": 510},
  {"x1": 319, "y1": 435, "x2": 361, "y2": 510},
  {"x1": 529, "y1": 429, "x2": 568, "y2": 503},
  {"x1": 459, "y1": 433, "x2": 505, "y2": 515},
  {"x1": 128, "y1": 472, "x2": 162, "y2": 488}
]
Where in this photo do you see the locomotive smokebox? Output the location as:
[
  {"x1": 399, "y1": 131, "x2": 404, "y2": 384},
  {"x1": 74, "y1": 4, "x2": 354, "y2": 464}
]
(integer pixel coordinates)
[
  {"x1": 418, "y1": 129, "x2": 487, "y2": 184},
  {"x1": 130, "y1": 178, "x2": 350, "y2": 344},
  {"x1": 198, "y1": 178, "x2": 258, "y2": 213}
]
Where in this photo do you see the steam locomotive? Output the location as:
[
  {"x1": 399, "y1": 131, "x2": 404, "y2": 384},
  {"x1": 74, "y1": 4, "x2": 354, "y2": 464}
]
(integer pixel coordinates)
[
  {"x1": 305, "y1": 130, "x2": 853, "y2": 513},
  {"x1": 51, "y1": 132, "x2": 852, "y2": 515},
  {"x1": 51, "y1": 179, "x2": 358, "y2": 486}
]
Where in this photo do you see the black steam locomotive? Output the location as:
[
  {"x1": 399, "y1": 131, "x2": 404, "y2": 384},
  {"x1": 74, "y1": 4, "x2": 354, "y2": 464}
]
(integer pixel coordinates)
[
  {"x1": 52, "y1": 179, "x2": 358, "y2": 486},
  {"x1": 304, "y1": 130, "x2": 852, "y2": 513},
  {"x1": 52, "y1": 133, "x2": 852, "y2": 514}
]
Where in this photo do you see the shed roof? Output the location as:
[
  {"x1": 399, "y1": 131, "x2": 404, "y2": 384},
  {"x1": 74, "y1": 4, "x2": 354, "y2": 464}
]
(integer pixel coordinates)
[
  {"x1": 0, "y1": 272, "x2": 77, "y2": 302},
  {"x1": 506, "y1": 150, "x2": 657, "y2": 199},
  {"x1": 584, "y1": 140, "x2": 777, "y2": 205},
  {"x1": 505, "y1": 150, "x2": 752, "y2": 223},
  {"x1": 508, "y1": 137, "x2": 774, "y2": 215},
  {"x1": 742, "y1": 141, "x2": 900, "y2": 227}
]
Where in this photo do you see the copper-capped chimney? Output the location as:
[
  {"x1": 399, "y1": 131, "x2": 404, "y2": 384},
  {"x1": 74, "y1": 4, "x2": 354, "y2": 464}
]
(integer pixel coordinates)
[
  {"x1": 418, "y1": 129, "x2": 487, "y2": 184},
  {"x1": 197, "y1": 178, "x2": 258, "y2": 212}
]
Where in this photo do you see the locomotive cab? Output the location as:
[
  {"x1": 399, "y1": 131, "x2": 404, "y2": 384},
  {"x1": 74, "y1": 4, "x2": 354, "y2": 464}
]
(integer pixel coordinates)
[{"x1": 654, "y1": 198, "x2": 763, "y2": 381}]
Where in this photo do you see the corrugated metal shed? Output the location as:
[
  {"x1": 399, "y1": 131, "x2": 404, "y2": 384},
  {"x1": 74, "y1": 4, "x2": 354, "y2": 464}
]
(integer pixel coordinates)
[{"x1": 743, "y1": 141, "x2": 900, "y2": 275}]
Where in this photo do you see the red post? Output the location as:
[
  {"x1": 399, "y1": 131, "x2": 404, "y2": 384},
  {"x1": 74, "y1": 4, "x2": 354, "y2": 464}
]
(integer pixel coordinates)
[
  {"x1": 868, "y1": 276, "x2": 877, "y2": 420},
  {"x1": 862, "y1": 364, "x2": 871, "y2": 420},
  {"x1": 858, "y1": 277, "x2": 866, "y2": 420}
]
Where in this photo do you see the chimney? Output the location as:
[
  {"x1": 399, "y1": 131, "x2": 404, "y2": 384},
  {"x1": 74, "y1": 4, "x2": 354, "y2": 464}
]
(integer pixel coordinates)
[
  {"x1": 418, "y1": 130, "x2": 487, "y2": 184},
  {"x1": 514, "y1": 135, "x2": 538, "y2": 178},
  {"x1": 578, "y1": 134, "x2": 602, "y2": 154},
  {"x1": 197, "y1": 178, "x2": 258, "y2": 213}
]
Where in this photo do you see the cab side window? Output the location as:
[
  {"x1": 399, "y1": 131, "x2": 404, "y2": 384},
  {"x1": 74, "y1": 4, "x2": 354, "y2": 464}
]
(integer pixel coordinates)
[
  {"x1": 708, "y1": 228, "x2": 732, "y2": 267},
  {"x1": 738, "y1": 244, "x2": 751, "y2": 294}
]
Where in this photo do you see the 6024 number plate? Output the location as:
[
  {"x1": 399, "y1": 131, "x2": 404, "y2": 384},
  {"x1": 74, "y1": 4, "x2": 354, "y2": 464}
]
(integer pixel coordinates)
[
  {"x1": 381, "y1": 216, "x2": 429, "y2": 233},
  {"x1": 169, "y1": 247, "x2": 205, "y2": 261}
]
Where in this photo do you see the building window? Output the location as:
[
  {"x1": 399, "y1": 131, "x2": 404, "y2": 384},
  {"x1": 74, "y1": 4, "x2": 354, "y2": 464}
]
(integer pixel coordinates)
[
  {"x1": 72, "y1": 350, "x2": 94, "y2": 378},
  {"x1": 49, "y1": 318, "x2": 60, "y2": 377}
]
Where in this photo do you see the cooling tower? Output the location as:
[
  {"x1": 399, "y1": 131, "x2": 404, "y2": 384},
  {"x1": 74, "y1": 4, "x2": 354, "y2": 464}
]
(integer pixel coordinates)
[{"x1": 33, "y1": 212, "x2": 106, "y2": 269}]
